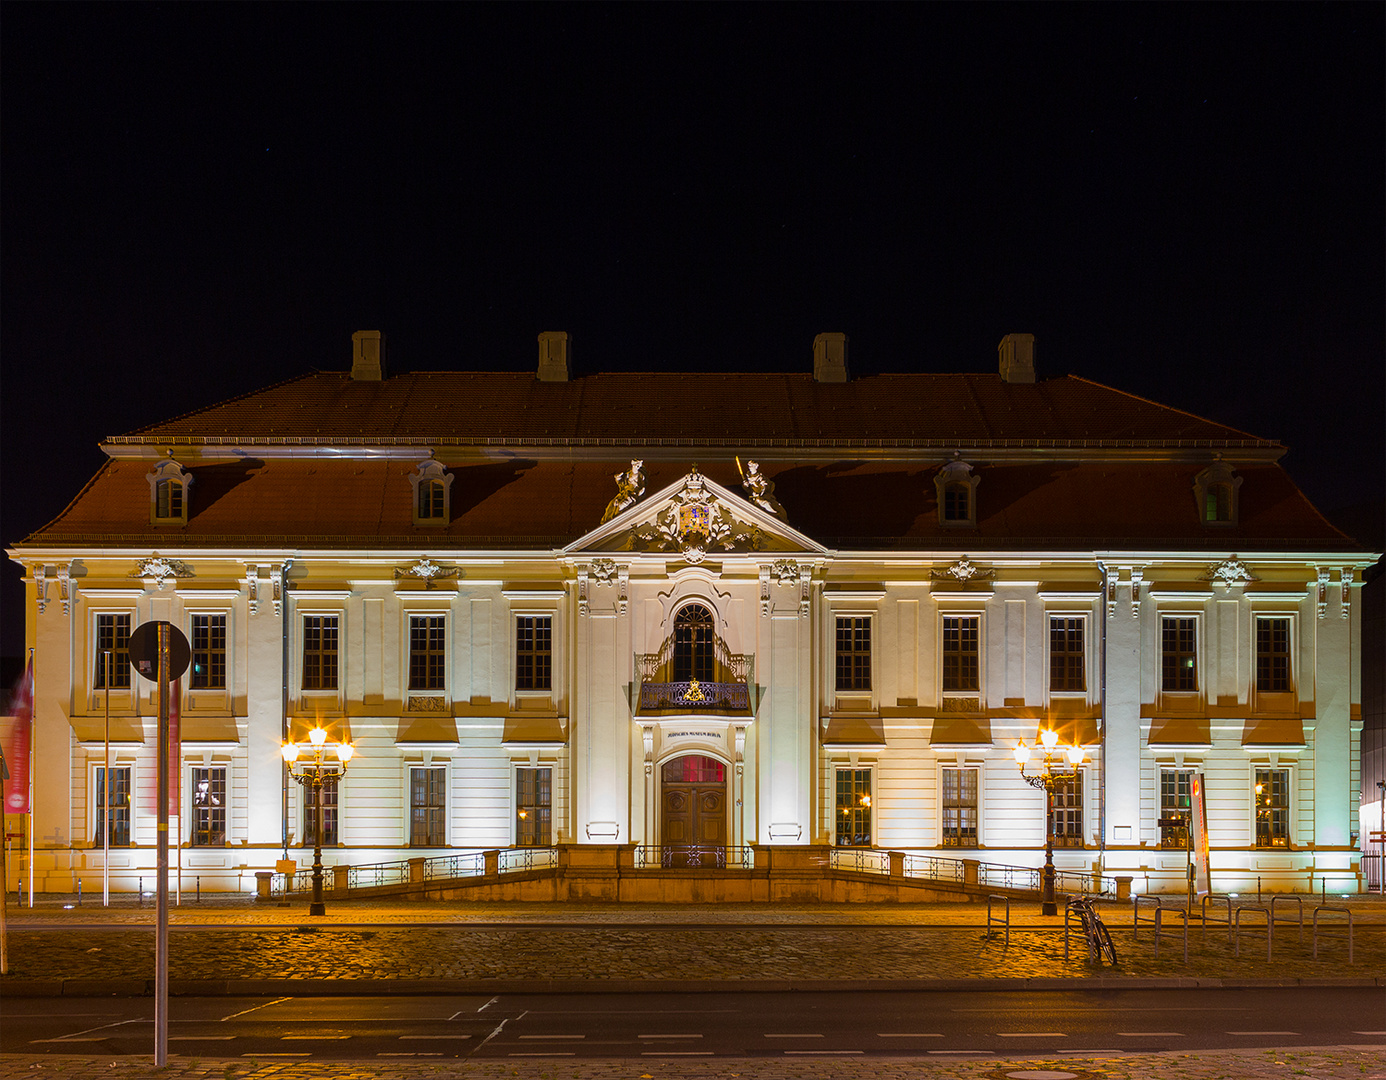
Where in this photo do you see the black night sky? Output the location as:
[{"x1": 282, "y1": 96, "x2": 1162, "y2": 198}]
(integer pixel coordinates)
[{"x1": 2, "y1": 5, "x2": 1382, "y2": 663}]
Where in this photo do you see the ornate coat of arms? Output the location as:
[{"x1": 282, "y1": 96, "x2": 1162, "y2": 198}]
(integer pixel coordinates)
[{"x1": 630, "y1": 467, "x2": 763, "y2": 563}]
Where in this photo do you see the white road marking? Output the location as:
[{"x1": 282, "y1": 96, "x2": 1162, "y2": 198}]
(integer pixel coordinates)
[
  {"x1": 378, "y1": 1053, "x2": 443, "y2": 1057},
  {"x1": 1118, "y1": 1032, "x2": 1185, "y2": 1037},
  {"x1": 400, "y1": 1034, "x2": 473, "y2": 1040},
  {"x1": 1227, "y1": 1031, "x2": 1299, "y2": 1036},
  {"x1": 642, "y1": 1052, "x2": 713, "y2": 1056},
  {"x1": 283, "y1": 1034, "x2": 350, "y2": 1040},
  {"x1": 640, "y1": 1034, "x2": 704, "y2": 1039},
  {"x1": 1352, "y1": 1031, "x2": 1386, "y2": 1036},
  {"x1": 222, "y1": 997, "x2": 290, "y2": 1021},
  {"x1": 250, "y1": 1053, "x2": 309, "y2": 1058},
  {"x1": 998, "y1": 1032, "x2": 1067, "y2": 1037},
  {"x1": 169, "y1": 1036, "x2": 236, "y2": 1041},
  {"x1": 30, "y1": 1038, "x2": 109, "y2": 1044},
  {"x1": 518, "y1": 1034, "x2": 585, "y2": 1039},
  {"x1": 476, "y1": 996, "x2": 499, "y2": 1013},
  {"x1": 929, "y1": 1050, "x2": 993, "y2": 1055},
  {"x1": 878, "y1": 1033, "x2": 944, "y2": 1038},
  {"x1": 509, "y1": 1053, "x2": 575, "y2": 1057},
  {"x1": 765, "y1": 1033, "x2": 824, "y2": 1038},
  {"x1": 785, "y1": 1050, "x2": 864, "y2": 1055}
]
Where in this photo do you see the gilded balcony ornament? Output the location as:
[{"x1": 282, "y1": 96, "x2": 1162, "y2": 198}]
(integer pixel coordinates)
[{"x1": 680, "y1": 679, "x2": 708, "y2": 703}]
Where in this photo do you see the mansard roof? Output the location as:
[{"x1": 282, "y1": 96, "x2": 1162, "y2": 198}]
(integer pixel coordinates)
[{"x1": 104, "y1": 370, "x2": 1278, "y2": 450}]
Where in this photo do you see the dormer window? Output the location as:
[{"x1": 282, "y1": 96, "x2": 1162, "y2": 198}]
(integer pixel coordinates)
[
  {"x1": 410, "y1": 459, "x2": 453, "y2": 526},
  {"x1": 934, "y1": 454, "x2": 980, "y2": 528},
  {"x1": 1193, "y1": 457, "x2": 1241, "y2": 527},
  {"x1": 147, "y1": 459, "x2": 192, "y2": 526}
]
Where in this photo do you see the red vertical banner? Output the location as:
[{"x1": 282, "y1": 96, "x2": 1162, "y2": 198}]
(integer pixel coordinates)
[
  {"x1": 168, "y1": 678, "x2": 180, "y2": 818},
  {"x1": 2, "y1": 660, "x2": 33, "y2": 814}
]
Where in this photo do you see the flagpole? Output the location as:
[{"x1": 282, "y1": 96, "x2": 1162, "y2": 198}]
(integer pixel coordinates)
[
  {"x1": 104, "y1": 651, "x2": 111, "y2": 907},
  {"x1": 27, "y1": 648, "x2": 33, "y2": 910}
]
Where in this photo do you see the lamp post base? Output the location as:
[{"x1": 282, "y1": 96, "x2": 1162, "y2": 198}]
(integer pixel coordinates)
[
  {"x1": 309, "y1": 901, "x2": 326, "y2": 916},
  {"x1": 1041, "y1": 901, "x2": 1057, "y2": 916}
]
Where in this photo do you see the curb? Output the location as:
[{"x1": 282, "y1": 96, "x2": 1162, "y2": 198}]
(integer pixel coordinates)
[{"x1": 1, "y1": 975, "x2": 1381, "y2": 997}]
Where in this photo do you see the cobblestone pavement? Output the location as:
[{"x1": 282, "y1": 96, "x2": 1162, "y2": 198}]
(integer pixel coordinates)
[
  {"x1": 1, "y1": 896, "x2": 1382, "y2": 985},
  {"x1": 2, "y1": 1047, "x2": 1383, "y2": 1080}
]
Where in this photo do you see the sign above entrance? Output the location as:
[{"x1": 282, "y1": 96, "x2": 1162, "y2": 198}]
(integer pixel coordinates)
[{"x1": 659, "y1": 721, "x2": 728, "y2": 761}]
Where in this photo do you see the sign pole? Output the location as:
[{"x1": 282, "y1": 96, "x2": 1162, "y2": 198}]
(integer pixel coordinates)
[
  {"x1": 104, "y1": 651, "x2": 111, "y2": 907},
  {"x1": 27, "y1": 647, "x2": 34, "y2": 910},
  {"x1": 155, "y1": 623, "x2": 169, "y2": 1066}
]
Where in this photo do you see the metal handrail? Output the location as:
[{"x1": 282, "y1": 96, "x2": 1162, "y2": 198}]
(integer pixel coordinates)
[
  {"x1": 500, "y1": 847, "x2": 559, "y2": 872},
  {"x1": 633, "y1": 844, "x2": 754, "y2": 869},
  {"x1": 423, "y1": 853, "x2": 484, "y2": 881},
  {"x1": 903, "y1": 855, "x2": 966, "y2": 883},
  {"x1": 830, "y1": 848, "x2": 890, "y2": 875}
]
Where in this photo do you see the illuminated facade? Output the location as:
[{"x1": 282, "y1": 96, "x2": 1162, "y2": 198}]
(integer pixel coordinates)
[{"x1": 7, "y1": 330, "x2": 1375, "y2": 895}]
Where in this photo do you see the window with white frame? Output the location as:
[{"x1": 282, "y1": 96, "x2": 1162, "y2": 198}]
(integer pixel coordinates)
[
  {"x1": 95, "y1": 613, "x2": 132, "y2": 689},
  {"x1": 410, "y1": 766, "x2": 446, "y2": 846},
  {"x1": 191, "y1": 766, "x2": 226, "y2": 846},
  {"x1": 1049, "y1": 616, "x2": 1085, "y2": 692},
  {"x1": 942, "y1": 615, "x2": 979, "y2": 692},
  {"x1": 1159, "y1": 768, "x2": 1193, "y2": 849},
  {"x1": 1161, "y1": 616, "x2": 1198, "y2": 692},
  {"x1": 835, "y1": 767, "x2": 872, "y2": 846},
  {"x1": 1255, "y1": 617, "x2": 1291, "y2": 694},
  {"x1": 516, "y1": 616, "x2": 552, "y2": 691},
  {"x1": 940, "y1": 766, "x2": 978, "y2": 847},
  {"x1": 302, "y1": 775, "x2": 339, "y2": 846},
  {"x1": 835, "y1": 617, "x2": 871, "y2": 691},
  {"x1": 408, "y1": 616, "x2": 446, "y2": 691},
  {"x1": 516, "y1": 767, "x2": 552, "y2": 846},
  {"x1": 94, "y1": 765, "x2": 132, "y2": 846},
  {"x1": 1048, "y1": 770, "x2": 1084, "y2": 847},
  {"x1": 410, "y1": 459, "x2": 453, "y2": 526},
  {"x1": 190, "y1": 614, "x2": 227, "y2": 690},
  {"x1": 302, "y1": 615, "x2": 339, "y2": 691},
  {"x1": 1254, "y1": 768, "x2": 1290, "y2": 847},
  {"x1": 148, "y1": 459, "x2": 192, "y2": 525}
]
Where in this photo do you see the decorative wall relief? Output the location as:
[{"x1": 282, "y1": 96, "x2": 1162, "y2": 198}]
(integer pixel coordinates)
[
  {"x1": 740, "y1": 459, "x2": 787, "y2": 520},
  {"x1": 1317, "y1": 566, "x2": 1331, "y2": 619},
  {"x1": 133, "y1": 556, "x2": 194, "y2": 588},
  {"x1": 1201, "y1": 556, "x2": 1259, "y2": 586},
  {"x1": 629, "y1": 467, "x2": 764, "y2": 563},
  {"x1": 929, "y1": 556, "x2": 996, "y2": 583},
  {"x1": 394, "y1": 558, "x2": 460, "y2": 588},
  {"x1": 1340, "y1": 567, "x2": 1354, "y2": 619}
]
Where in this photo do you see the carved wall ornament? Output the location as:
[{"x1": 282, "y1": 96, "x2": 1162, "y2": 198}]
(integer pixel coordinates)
[
  {"x1": 1201, "y1": 556, "x2": 1260, "y2": 586},
  {"x1": 590, "y1": 558, "x2": 619, "y2": 584},
  {"x1": 245, "y1": 564, "x2": 261, "y2": 615},
  {"x1": 600, "y1": 459, "x2": 646, "y2": 524},
  {"x1": 759, "y1": 565, "x2": 771, "y2": 617},
  {"x1": 1340, "y1": 567, "x2": 1354, "y2": 619},
  {"x1": 394, "y1": 558, "x2": 460, "y2": 588},
  {"x1": 407, "y1": 695, "x2": 448, "y2": 713},
  {"x1": 929, "y1": 556, "x2": 996, "y2": 583},
  {"x1": 57, "y1": 564, "x2": 71, "y2": 616},
  {"x1": 1130, "y1": 568, "x2": 1144, "y2": 618},
  {"x1": 771, "y1": 559, "x2": 801, "y2": 587},
  {"x1": 739, "y1": 459, "x2": 787, "y2": 521},
  {"x1": 1316, "y1": 566, "x2": 1331, "y2": 619},
  {"x1": 629, "y1": 467, "x2": 764, "y2": 563},
  {"x1": 585, "y1": 559, "x2": 627, "y2": 615},
  {"x1": 799, "y1": 563, "x2": 812, "y2": 618},
  {"x1": 33, "y1": 564, "x2": 47, "y2": 615},
  {"x1": 273, "y1": 566, "x2": 284, "y2": 618},
  {"x1": 133, "y1": 556, "x2": 194, "y2": 588},
  {"x1": 578, "y1": 566, "x2": 590, "y2": 618},
  {"x1": 941, "y1": 697, "x2": 982, "y2": 713}
]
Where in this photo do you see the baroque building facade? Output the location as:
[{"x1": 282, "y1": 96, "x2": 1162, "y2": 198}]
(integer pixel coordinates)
[{"x1": 6, "y1": 331, "x2": 1375, "y2": 895}]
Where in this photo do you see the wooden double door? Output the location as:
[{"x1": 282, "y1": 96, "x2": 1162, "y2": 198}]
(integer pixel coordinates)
[{"x1": 660, "y1": 754, "x2": 726, "y2": 866}]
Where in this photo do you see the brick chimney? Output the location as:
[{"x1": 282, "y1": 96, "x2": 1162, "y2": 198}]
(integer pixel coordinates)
[
  {"x1": 998, "y1": 333, "x2": 1036, "y2": 383},
  {"x1": 813, "y1": 332, "x2": 849, "y2": 382},
  {"x1": 351, "y1": 330, "x2": 385, "y2": 381},
  {"x1": 538, "y1": 331, "x2": 571, "y2": 381}
]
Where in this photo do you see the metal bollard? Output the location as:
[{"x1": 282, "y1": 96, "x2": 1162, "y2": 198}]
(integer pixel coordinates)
[
  {"x1": 77, "y1": 879, "x2": 82, "y2": 906},
  {"x1": 196, "y1": 876, "x2": 201, "y2": 903},
  {"x1": 138, "y1": 876, "x2": 143, "y2": 907}
]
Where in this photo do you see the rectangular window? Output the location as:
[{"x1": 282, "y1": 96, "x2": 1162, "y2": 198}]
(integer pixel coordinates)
[
  {"x1": 942, "y1": 616, "x2": 979, "y2": 692},
  {"x1": 835, "y1": 617, "x2": 871, "y2": 691},
  {"x1": 1255, "y1": 768, "x2": 1290, "y2": 848},
  {"x1": 302, "y1": 616, "x2": 340, "y2": 691},
  {"x1": 1256, "y1": 618, "x2": 1291, "y2": 693},
  {"x1": 302, "y1": 774, "x2": 339, "y2": 846},
  {"x1": 941, "y1": 767, "x2": 978, "y2": 847},
  {"x1": 1048, "y1": 770, "x2": 1084, "y2": 847},
  {"x1": 190, "y1": 614, "x2": 227, "y2": 690},
  {"x1": 1161, "y1": 617, "x2": 1198, "y2": 692},
  {"x1": 1159, "y1": 769, "x2": 1193, "y2": 849},
  {"x1": 1049, "y1": 616, "x2": 1085, "y2": 692},
  {"x1": 516, "y1": 767, "x2": 552, "y2": 846},
  {"x1": 516, "y1": 616, "x2": 552, "y2": 691},
  {"x1": 191, "y1": 766, "x2": 226, "y2": 846},
  {"x1": 835, "y1": 767, "x2": 872, "y2": 846},
  {"x1": 95, "y1": 614, "x2": 132, "y2": 689},
  {"x1": 408, "y1": 616, "x2": 446, "y2": 691},
  {"x1": 94, "y1": 766, "x2": 132, "y2": 846},
  {"x1": 410, "y1": 766, "x2": 446, "y2": 846}
]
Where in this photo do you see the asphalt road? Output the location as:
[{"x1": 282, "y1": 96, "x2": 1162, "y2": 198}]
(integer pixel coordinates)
[{"x1": 4, "y1": 989, "x2": 1383, "y2": 1062}]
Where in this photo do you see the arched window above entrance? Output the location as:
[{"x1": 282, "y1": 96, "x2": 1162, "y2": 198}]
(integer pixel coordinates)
[
  {"x1": 661, "y1": 754, "x2": 726, "y2": 783},
  {"x1": 673, "y1": 604, "x2": 715, "y2": 682}
]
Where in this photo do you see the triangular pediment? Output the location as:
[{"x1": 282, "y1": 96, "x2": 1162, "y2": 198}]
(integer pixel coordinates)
[{"x1": 564, "y1": 466, "x2": 828, "y2": 562}]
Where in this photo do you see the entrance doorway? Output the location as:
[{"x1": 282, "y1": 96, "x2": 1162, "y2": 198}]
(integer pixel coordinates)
[{"x1": 660, "y1": 754, "x2": 726, "y2": 866}]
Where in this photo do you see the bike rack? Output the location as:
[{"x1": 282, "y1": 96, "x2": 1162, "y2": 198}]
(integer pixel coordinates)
[
  {"x1": 1233, "y1": 904, "x2": 1271, "y2": 960},
  {"x1": 1153, "y1": 905, "x2": 1188, "y2": 962},
  {"x1": 1312, "y1": 905, "x2": 1353, "y2": 963},
  {"x1": 986, "y1": 894, "x2": 1010, "y2": 947},
  {"x1": 1132, "y1": 894, "x2": 1166, "y2": 941},
  {"x1": 1270, "y1": 895, "x2": 1304, "y2": 944},
  {"x1": 1200, "y1": 893, "x2": 1233, "y2": 943}
]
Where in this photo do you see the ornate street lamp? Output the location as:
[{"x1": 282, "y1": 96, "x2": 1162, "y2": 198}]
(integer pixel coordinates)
[
  {"x1": 281, "y1": 725, "x2": 353, "y2": 916},
  {"x1": 1013, "y1": 727, "x2": 1085, "y2": 916}
]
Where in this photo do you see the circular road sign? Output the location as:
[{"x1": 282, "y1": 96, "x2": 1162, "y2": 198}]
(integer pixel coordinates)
[{"x1": 127, "y1": 621, "x2": 192, "y2": 682}]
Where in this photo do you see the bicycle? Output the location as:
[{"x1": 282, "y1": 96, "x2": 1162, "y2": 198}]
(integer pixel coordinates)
[{"x1": 1067, "y1": 894, "x2": 1118, "y2": 965}]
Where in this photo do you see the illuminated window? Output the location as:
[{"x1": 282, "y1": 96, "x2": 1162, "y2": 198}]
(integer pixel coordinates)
[
  {"x1": 516, "y1": 616, "x2": 552, "y2": 691},
  {"x1": 302, "y1": 616, "x2": 339, "y2": 690},
  {"x1": 409, "y1": 616, "x2": 446, "y2": 691},
  {"x1": 835, "y1": 617, "x2": 871, "y2": 691},
  {"x1": 1193, "y1": 457, "x2": 1241, "y2": 527},
  {"x1": 190, "y1": 614, "x2": 226, "y2": 690},
  {"x1": 1049, "y1": 616, "x2": 1085, "y2": 692},
  {"x1": 516, "y1": 767, "x2": 551, "y2": 846},
  {"x1": 303, "y1": 775, "x2": 339, "y2": 846},
  {"x1": 1254, "y1": 768, "x2": 1289, "y2": 847},
  {"x1": 410, "y1": 766, "x2": 446, "y2": 846},
  {"x1": 191, "y1": 766, "x2": 226, "y2": 846},
  {"x1": 95, "y1": 614, "x2": 132, "y2": 689},
  {"x1": 941, "y1": 767, "x2": 978, "y2": 847},
  {"x1": 1160, "y1": 769, "x2": 1193, "y2": 849},
  {"x1": 1048, "y1": 770, "x2": 1084, "y2": 847},
  {"x1": 1161, "y1": 617, "x2": 1198, "y2": 692},
  {"x1": 1256, "y1": 618, "x2": 1291, "y2": 693},
  {"x1": 942, "y1": 616, "x2": 979, "y2": 692},
  {"x1": 674, "y1": 605, "x2": 715, "y2": 683},
  {"x1": 835, "y1": 768, "x2": 872, "y2": 846},
  {"x1": 94, "y1": 766, "x2": 131, "y2": 847}
]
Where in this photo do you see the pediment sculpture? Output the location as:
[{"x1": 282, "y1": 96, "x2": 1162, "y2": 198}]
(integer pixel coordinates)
[
  {"x1": 739, "y1": 459, "x2": 787, "y2": 521},
  {"x1": 600, "y1": 460, "x2": 646, "y2": 524},
  {"x1": 630, "y1": 467, "x2": 764, "y2": 564}
]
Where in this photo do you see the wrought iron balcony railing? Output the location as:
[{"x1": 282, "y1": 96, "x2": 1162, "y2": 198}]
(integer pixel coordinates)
[{"x1": 638, "y1": 679, "x2": 750, "y2": 712}]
